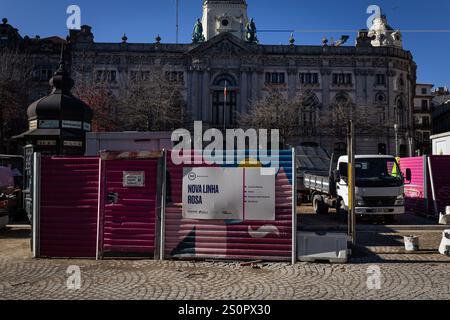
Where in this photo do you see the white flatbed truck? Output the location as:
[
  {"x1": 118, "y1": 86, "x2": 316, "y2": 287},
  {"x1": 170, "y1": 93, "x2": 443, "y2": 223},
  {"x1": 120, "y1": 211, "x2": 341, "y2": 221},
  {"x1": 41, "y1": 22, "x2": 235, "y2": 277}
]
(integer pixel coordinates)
[{"x1": 304, "y1": 155, "x2": 411, "y2": 219}]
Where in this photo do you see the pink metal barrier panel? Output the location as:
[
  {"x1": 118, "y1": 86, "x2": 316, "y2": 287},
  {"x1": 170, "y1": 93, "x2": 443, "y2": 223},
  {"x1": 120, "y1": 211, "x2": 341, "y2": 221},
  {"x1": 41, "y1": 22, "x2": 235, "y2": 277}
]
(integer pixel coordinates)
[
  {"x1": 101, "y1": 159, "x2": 159, "y2": 255},
  {"x1": 428, "y1": 156, "x2": 450, "y2": 215},
  {"x1": 39, "y1": 157, "x2": 100, "y2": 258},
  {"x1": 164, "y1": 151, "x2": 295, "y2": 262},
  {"x1": 400, "y1": 157, "x2": 428, "y2": 215},
  {"x1": 400, "y1": 156, "x2": 450, "y2": 216}
]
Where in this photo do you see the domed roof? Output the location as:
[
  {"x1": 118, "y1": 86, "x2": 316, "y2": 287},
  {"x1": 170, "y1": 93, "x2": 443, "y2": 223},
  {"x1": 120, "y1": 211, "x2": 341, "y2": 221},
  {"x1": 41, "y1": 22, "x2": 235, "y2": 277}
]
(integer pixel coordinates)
[
  {"x1": 370, "y1": 15, "x2": 394, "y2": 32},
  {"x1": 27, "y1": 58, "x2": 93, "y2": 123}
]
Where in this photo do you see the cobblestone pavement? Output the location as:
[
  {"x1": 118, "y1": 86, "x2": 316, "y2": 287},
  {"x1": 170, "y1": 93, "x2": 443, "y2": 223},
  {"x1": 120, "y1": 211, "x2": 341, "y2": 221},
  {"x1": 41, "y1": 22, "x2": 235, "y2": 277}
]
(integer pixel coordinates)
[{"x1": 1, "y1": 227, "x2": 450, "y2": 300}]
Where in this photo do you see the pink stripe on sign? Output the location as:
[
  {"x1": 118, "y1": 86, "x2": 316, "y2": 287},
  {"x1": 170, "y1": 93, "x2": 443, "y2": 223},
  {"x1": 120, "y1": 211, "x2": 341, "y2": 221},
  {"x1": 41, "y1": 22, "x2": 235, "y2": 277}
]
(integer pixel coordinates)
[{"x1": 243, "y1": 168, "x2": 246, "y2": 220}]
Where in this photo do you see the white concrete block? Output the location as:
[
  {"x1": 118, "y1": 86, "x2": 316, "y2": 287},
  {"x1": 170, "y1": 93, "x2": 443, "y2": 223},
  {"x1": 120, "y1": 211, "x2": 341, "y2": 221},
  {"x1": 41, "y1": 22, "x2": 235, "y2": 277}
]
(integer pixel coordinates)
[{"x1": 297, "y1": 232, "x2": 349, "y2": 264}]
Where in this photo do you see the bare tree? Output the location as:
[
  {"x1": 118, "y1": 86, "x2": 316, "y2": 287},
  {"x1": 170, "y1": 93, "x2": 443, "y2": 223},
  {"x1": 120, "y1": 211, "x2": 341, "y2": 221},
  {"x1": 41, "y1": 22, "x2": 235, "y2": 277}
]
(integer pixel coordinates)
[
  {"x1": 240, "y1": 88, "x2": 393, "y2": 152},
  {"x1": 72, "y1": 54, "x2": 188, "y2": 132},
  {"x1": 118, "y1": 66, "x2": 187, "y2": 131},
  {"x1": 239, "y1": 88, "x2": 318, "y2": 147},
  {"x1": 0, "y1": 48, "x2": 34, "y2": 152},
  {"x1": 72, "y1": 57, "x2": 121, "y2": 132},
  {"x1": 320, "y1": 95, "x2": 393, "y2": 148}
]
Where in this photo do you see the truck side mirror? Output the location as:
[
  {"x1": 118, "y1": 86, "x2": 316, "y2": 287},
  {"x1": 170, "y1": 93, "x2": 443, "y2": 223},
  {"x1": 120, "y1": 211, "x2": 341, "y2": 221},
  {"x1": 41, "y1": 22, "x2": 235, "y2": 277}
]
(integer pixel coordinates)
[
  {"x1": 405, "y1": 168, "x2": 412, "y2": 182},
  {"x1": 333, "y1": 170, "x2": 341, "y2": 182}
]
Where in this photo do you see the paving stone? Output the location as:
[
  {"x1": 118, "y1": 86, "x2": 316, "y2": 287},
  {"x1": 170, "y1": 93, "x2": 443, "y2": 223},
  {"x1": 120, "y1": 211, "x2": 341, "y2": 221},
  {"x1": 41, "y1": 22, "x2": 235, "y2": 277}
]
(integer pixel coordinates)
[{"x1": 1, "y1": 228, "x2": 450, "y2": 300}]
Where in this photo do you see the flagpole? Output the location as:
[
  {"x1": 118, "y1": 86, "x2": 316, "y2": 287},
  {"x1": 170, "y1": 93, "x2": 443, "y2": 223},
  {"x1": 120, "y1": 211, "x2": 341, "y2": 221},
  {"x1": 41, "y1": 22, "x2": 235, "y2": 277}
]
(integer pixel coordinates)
[{"x1": 223, "y1": 80, "x2": 227, "y2": 131}]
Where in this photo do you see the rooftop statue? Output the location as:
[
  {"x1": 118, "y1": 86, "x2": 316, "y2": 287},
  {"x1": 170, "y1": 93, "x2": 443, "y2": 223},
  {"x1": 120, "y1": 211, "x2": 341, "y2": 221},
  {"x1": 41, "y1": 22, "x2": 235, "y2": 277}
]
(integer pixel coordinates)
[
  {"x1": 192, "y1": 18, "x2": 205, "y2": 44},
  {"x1": 245, "y1": 18, "x2": 258, "y2": 44}
]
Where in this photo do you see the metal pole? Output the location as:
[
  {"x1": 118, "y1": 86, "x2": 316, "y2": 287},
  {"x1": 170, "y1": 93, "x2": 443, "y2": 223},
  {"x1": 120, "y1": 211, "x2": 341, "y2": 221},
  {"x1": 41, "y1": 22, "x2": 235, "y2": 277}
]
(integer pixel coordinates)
[
  {"x1": 95, "y1": 157, "x2": 102, "y2": 260},
  {"x1": 32, "y1": 152, "x2": 41, "y2": 258},
  {"x1": 409, "y1": 137, "x2": 413, "y2": 157},
  {"x1": 394, "y1": 124, "x2": 399, "y2": 157},
  {"x1": 291, "y1": 148, "x2": 297, "y2": 265},
  {"x1": 347, "y1": 121, "x2": 356, "y2": 246},
  {"x1": 350, "y1": 121, "x2": 356, "y2": 245},
  {"x1": 176, "y1": 0, "x2": 179, "y2": 44},
  {"x1": 223, "y1": 81, "x2": 227, "y2": 131},
  {"x1": 347, "y1": 122, "x2": 352, "y2": 239},
  {"x1": 427, "y1": 156, "x2": 439, "y2": 217},
  {"x1": 160, "y1": 150, "x2": 167, "y2": 260}
]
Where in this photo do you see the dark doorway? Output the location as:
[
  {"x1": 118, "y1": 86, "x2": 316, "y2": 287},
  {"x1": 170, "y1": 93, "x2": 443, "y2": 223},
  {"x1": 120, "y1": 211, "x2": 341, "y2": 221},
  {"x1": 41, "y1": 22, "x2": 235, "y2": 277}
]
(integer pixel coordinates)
[
  {"x1": 400, "y1": 144, "x2": 407, "y2": 158},
  {"x1": 378, "y1": 143, "x2": 387, "y2": 155}
]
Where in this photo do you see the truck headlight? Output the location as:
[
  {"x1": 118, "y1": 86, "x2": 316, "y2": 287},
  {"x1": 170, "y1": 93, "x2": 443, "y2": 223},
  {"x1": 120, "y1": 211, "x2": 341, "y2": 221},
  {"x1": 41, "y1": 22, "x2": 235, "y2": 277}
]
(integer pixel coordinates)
[{"x1": 395, "y1": 194, "x2": 405, "y2": 206}]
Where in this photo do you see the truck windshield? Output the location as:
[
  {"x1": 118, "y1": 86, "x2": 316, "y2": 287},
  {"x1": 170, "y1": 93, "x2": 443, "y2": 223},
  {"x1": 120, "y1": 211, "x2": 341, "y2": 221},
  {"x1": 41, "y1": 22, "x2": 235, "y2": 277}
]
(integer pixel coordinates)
[{"x1": 339, "y1": 158, "x2": 403, "y2": 187}]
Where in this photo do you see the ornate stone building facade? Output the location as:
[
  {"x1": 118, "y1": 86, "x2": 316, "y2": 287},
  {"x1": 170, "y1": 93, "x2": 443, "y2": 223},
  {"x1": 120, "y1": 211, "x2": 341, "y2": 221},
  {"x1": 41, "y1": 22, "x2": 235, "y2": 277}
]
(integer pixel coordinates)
[
  {"x1": 2, "y1": 0, "x2": 417, "y2": 156},
  {"x1": 413, "y1": 83, "x2": 434, "y2": 155}
]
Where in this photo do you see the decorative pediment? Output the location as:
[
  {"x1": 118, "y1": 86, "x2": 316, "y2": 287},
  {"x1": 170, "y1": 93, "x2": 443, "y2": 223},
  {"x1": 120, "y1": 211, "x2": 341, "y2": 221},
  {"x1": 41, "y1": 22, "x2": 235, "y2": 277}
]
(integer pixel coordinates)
[{"x1": 188, "y1": 32, "x2": 253, "y2": 57}]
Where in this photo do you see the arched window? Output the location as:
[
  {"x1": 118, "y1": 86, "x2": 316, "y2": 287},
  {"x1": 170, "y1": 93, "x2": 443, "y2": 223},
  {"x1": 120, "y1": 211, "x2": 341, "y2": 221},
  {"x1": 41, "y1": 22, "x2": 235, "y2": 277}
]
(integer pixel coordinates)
[
  {"x1": 332, "y1": 92, "x2": 353, "y2": 128},
  {"x1": 396, "y1": 98, "x2": 405, "y2": 129},
  {"x1": 212, "y1": 75, "x2": 237, "y2": 127},
  {"x1": 299, "y1": 92, "x2": 319, "y2": 135},
  {"x1": 397, "y1": 75, "x2": 405, "y2": 90},
  {"x1": 214, "y1": 74, "x2": 236, "y2": 87},
  {"x1": 334, "y1": 91, "x2": 350, "y2": 104}
]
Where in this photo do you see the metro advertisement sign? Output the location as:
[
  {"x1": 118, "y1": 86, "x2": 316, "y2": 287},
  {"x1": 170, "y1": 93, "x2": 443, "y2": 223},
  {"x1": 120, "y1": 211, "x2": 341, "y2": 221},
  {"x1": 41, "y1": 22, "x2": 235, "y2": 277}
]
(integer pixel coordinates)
[{"x1": 182, "y1": 167, "x2": 275, "y2": 221}]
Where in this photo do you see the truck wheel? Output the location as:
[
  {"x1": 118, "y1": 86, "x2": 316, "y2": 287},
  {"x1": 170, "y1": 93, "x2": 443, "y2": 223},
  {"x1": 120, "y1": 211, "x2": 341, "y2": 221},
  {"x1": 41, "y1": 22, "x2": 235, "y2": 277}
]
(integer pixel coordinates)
[{"x1": 313, "y1": 195, "x2": 329, "y2": 215}]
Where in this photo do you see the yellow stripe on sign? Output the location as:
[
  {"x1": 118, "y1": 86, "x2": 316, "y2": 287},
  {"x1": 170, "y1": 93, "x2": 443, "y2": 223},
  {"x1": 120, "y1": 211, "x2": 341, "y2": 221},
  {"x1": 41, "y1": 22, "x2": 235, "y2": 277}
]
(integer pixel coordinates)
[{"x1": 238, "y1": 158, "x2": 261, "y2": 168}]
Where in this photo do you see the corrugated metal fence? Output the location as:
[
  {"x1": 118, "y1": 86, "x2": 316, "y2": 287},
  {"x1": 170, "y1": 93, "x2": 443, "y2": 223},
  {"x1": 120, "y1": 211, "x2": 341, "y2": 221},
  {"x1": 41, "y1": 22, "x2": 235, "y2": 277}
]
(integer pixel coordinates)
[
  {"x1": 39, "y1": 156, "x2": 100, "y2": 258},
  {"x1": 400, "y1": 157, "x2": 428, "y2": 216},
  {"x1": 34, "y1": 150, "x2": 296, "y2": 262},
  {"x1": 400, "y1": 156, "x2": 450, "y2": 216},
  {"x1": 428, "y1": 156, "x2": 450, "y2": 215}
]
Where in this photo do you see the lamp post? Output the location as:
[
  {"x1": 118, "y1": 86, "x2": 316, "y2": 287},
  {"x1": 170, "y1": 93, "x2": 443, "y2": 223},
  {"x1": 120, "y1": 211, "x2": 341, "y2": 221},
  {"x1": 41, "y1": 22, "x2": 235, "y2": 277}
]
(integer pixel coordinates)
[{"x1": 394, "y1": 124, "x2": 399, "y2": 157}]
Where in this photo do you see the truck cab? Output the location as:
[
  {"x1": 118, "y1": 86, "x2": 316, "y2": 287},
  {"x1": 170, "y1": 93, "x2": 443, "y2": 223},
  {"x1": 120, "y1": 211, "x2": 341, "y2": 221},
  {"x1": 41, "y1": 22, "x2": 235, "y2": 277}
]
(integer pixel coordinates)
[{"x1": 336, "y1": 155, "x2": 406, "y2": 215}]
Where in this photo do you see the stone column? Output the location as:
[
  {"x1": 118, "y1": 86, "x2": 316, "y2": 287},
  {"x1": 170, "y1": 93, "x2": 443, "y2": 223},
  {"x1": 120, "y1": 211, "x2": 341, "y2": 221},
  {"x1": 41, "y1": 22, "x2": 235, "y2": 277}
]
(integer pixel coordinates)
[
  {"x1": 287, "y1": 68, "x2": 298, "y2": 100},
  {"x1": 191, "y1": 69, "x2": 200, "y2": 120},
  {"x1": 257, "y1": 69, "x2": 265, "y2": 101},
  {"x1": 202, "y1": 69, "x2": 211, "y2": 125},
  {"x1": 355, "y1": 69, "x2": 367, "y2": 107},
  {"x1": 387, "y1": 69, "x2": 397, "y2": 155},
  {"x1": 240, "y1": 69, "x2": 248, "y2": 114},
  {"x1": 187, "y1": 69, "x2": 194, "y2": 116},
  {"x1": 320, "y1": 68, "x2": 332, "y2": 109},
  {"x1": 251, "y1": 70, "x2": 258, "y2": 102}
]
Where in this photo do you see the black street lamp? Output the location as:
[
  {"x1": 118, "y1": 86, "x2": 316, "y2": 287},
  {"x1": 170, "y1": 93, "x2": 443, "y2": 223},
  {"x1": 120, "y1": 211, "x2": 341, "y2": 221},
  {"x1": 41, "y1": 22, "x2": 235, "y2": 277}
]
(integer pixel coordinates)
[{"x1": 394, "y1": 123, "x2": 399, "y2": 157}]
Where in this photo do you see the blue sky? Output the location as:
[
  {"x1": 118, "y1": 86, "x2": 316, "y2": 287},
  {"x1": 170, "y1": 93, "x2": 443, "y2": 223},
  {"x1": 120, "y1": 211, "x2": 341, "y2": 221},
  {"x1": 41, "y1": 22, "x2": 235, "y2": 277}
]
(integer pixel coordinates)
[{"x1": 2, "y1": 0, "x2": 449, "y2": 86}]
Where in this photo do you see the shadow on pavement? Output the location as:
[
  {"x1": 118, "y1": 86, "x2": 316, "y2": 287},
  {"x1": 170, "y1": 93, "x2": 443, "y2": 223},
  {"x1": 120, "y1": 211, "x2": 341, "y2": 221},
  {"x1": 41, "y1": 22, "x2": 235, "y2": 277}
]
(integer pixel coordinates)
[
  {"x1": 298, "y1": 204, "x2": 446, "y2": 251},
  {"x1": 0, "y1": 225, "x2": 31, "y2": 239},
  {"x1": 349, "y1": 247, "x2": 450, "y2": 264},
  {"x1": 298, "y1": 204, "x2": 438, "y2": 229}
]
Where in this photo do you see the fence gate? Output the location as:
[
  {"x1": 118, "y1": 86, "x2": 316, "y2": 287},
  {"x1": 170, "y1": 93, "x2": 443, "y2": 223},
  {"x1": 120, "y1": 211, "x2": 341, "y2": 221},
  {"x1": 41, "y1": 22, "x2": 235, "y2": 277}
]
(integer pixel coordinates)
[{"x1": 100, "y1": 153, "x2": 163, "y2": 257}]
